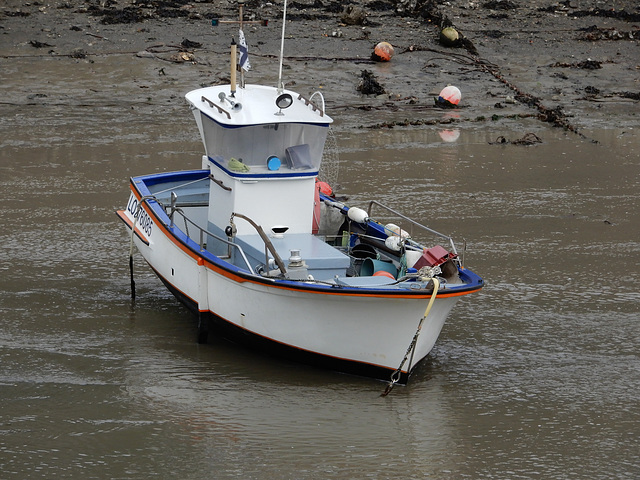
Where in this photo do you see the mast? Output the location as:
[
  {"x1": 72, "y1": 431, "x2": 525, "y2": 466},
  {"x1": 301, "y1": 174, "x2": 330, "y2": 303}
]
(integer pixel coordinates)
[{"x1": 277, "y1": 0, "x2": 288, "y2": 93}]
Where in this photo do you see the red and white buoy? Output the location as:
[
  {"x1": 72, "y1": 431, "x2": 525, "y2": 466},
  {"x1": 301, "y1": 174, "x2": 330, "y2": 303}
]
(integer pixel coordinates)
[{"x1": 438, "y1": 85, "x2": 461, "y2": 106}]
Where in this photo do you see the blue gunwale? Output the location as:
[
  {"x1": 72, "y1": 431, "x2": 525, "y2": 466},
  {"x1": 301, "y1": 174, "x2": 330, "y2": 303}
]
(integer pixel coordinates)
[{"x1": 127, "y1": 170, "x2": 484, "y2": 297}]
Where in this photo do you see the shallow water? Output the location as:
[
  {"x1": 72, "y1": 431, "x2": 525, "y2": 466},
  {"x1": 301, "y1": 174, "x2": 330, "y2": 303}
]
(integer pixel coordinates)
[{"x1": 1, "y1": 56, "x2": 639, "y2": 479}]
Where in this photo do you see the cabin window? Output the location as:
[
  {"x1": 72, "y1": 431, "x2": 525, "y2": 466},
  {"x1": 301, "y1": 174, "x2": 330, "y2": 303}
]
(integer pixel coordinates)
[{"x1": 202, "y1": 119, "x2": 328, "y2": 174}]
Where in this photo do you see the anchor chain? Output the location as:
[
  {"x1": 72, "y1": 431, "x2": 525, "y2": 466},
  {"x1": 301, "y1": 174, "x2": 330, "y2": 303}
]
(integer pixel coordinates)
[{"x1": 381, "y1": 277, "x2": 440, "y2": 397}]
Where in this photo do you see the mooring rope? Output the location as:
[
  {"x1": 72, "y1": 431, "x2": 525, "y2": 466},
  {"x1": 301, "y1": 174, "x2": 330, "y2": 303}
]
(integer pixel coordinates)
[
  {"x1": 381, "y1": 276, "x2": 440, "y2": 397},
  {"x1": 128, "y1": 195, "x2": 156, "y2": 301}
]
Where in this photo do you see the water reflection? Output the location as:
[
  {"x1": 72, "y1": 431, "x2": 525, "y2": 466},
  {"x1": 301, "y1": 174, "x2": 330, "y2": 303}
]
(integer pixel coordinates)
[{"x1": 438, "y1": 129, "x2": 460, "y2": 143}]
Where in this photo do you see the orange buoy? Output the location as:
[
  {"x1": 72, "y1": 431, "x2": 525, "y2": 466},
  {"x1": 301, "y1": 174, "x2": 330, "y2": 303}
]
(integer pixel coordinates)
[
  {"x1": 316, "y1": 180, "x2": 333, "y2": 196},
  {"x1": 373, "y1": 42, "x2": 394, "y2": 62},
  {"x1": 437, "y1": 85, "x2": 461, "y2": 106}
]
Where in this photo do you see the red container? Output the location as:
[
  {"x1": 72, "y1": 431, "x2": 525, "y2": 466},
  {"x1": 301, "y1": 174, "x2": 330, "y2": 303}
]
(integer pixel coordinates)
[{"x1": 412, "y1": 245, "x2": 454, "y2": 269}]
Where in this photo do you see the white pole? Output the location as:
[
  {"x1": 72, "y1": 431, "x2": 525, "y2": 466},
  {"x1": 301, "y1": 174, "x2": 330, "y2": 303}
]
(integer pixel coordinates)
[
  {"x1": 277, "y1": 0, "x2": 288, "y2": 93},
  {"x1": 239, "y1": 2, "x2": 245, "y2": 88}
]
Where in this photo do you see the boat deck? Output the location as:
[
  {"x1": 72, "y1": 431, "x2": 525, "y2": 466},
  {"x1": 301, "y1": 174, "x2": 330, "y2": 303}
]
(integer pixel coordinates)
[{"x1": 132, "y1": 169, "x2": 483, "y2": 293}]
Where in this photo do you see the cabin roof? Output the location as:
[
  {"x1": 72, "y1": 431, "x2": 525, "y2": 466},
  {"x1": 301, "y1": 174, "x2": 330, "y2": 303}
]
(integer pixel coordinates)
[{"x1": 185, "y1": 84, "x2": 333, "y2": 127}]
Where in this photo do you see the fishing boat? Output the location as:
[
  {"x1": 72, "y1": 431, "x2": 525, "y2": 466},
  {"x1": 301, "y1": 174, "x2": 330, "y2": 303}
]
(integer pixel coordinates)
[{"x1": 116, "y1": 4, "x2": 483, "y2": 388}]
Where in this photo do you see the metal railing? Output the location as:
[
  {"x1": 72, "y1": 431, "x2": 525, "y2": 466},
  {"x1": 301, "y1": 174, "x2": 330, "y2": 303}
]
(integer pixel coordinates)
[
  {"x1": 166, "y1": 202, "x2": 255, "y2": 275},
  {"x1": 366, "y1": 200, "x2": 458, "y2": 256}
]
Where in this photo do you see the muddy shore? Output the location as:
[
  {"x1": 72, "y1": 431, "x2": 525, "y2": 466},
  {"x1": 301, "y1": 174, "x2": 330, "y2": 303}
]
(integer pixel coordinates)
[
  {"x1": 1, "y1": 8, "x2": 639, "y2": 477},
  {"x1": 1, "y1": 0, "x2": 639, "y2": 136}
]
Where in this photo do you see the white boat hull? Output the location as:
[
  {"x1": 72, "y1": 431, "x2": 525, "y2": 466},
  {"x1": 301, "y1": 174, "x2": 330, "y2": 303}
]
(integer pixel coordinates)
[
  {"x1": 118, "y1": 186, "x2": 476, "y2": 382},
  {"x1": 117, "y1": 77, "x2": 483, "y2": 383}
]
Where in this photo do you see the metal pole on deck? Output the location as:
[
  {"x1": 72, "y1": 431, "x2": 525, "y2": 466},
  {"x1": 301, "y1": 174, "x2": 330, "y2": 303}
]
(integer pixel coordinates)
[
  {"x1": 239, "y1": 2, "x2": 245, "y2": 88},
  {"x1": 277, "y1": 0, "x2": 288, "y2": 93}
]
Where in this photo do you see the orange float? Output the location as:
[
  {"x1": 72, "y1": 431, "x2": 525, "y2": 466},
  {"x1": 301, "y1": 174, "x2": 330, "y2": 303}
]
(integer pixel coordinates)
[{"x1": 373, "y1": 42, "x2": 394, "y2": 62}]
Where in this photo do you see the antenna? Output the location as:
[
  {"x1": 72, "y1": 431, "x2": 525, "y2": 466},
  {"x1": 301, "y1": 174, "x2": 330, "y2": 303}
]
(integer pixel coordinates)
[
  {"x1": 277, "y1": 0, "x2": 288, "y2": 94},
  {"x1": 238, "y1": 2, "x2": 244, "y2": 88}
]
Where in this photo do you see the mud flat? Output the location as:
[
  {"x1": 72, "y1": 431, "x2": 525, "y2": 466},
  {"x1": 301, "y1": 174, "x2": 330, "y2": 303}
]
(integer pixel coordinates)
[
  {"x1": 1, "y1": 6, "x2": 639, "y2": 478},
  {"x1": 1, "y1": 0, "x2": 638, "y2": 136}
]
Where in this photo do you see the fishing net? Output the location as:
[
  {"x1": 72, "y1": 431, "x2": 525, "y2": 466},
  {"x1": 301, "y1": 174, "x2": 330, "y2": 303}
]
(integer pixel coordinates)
[{"x1": 318, "y1": 127, "x2": 340, "y2": 191}]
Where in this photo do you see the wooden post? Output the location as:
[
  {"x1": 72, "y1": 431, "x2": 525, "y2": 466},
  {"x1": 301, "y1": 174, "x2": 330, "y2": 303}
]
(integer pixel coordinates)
[{"x1": 230, "y1": 37, "x2": 237, "y2": 96}]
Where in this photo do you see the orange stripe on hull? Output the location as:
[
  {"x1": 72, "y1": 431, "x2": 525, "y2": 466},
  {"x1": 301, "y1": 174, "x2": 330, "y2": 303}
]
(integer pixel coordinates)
[{"x1": 115, "y1": 209, "x2": 150, "y2": 246}]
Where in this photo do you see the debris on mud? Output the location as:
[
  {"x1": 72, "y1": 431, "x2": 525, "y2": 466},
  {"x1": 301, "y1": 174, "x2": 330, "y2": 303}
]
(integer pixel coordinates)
[
  {"x1": 536, "y1": 105, "x2": 573, "y2": 129},
  {"x1": 340, "y1": 5, "x2": 368, "y2": 25},
  {"x1": 478, "y1": 61, "x2": 594, "y2": 139},
  {"x1": 0, "y1": 0, "x2": 636, "y2": 137},
  {"x1": 367, "y1": 117, "x2": 449, "y2": 129},
  {"x1": 395, "y1": 0, "x2": 444, "y2": 23},
  {"x1": 572, "y1": 8, "x2": 640, "y2": 23},
  {"x1": 136, "y1": 50, "x2": 156, "y2": 59},
  {"x1": 482, "y1": 1, "x2": 517, "y2": 10},
  {"x1": 584, "y1": 86, "x2": 601, "y2": 97},
  {"x1": 434, "y1": 99, "x2": 458, "y2": 109},
  {"x1": 180, "y1": 39, "x2": 202, "y2": 50},
  {"x1": 85, "y1": 0, "x2": 210, "y2": 25},
  {"x1": 581, "y1": 87, "x2": 640, "y2": 102},
  {"x1": 88, "y1": 6, "x2": 151, "y2": 24},
  {"x1": 489, "y1": 133, "x2": 542, "y2": 145},
  {"x1": 357, "y1": 70, "x2": 385, "y2": 96},
  {"x1": 286, "y1": 0, "x2": 341, "y2": 21},
  {"x1": 550, "y1": 59, "x2": 602, "y2": 69},
  {"x1": 617, "y1": 91, "x2": 640, "y2": 101},
  {"x1": 482, "y1": 30, "x2": 507, "y2": 39},
  {"x1": 577, "y1": 25, "x2": 638, "y2": 41},
  {"x1": 3, "y1": 9, "x2": 30, "y2": 17},
  {"x1": 69, "y1": 48, "x2": 87, "y2": 59},
  {"x1": 168, "y1": 51, "x2": 196, "y2": 63},
  {"x1": 29, "y1": 40, "x2": 53, "y2": 48},
  {"x1": 394, "y1": 0, "x2": 478, "y2": 55}
]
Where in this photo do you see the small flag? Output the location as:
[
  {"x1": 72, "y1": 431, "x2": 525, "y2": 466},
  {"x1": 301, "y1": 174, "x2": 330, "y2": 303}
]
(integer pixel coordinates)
[{"x1": 238, "y1": 29, "x2": 251, "y2": 72}]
